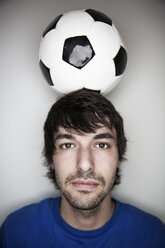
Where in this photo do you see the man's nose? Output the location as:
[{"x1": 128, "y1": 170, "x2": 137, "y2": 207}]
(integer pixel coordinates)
[{"x1": 76, "y1": 147, "x2": 94, "y2": 172}]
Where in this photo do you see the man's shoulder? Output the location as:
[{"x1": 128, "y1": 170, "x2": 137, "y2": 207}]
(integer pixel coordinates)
[
  {"x1": 1, "y1": 197, "x2": 59, "y2": 229},
  {"x1": 0, "y1": 197, "x2": 60, "y2": 247},
  {"x1": 116, "y1": 199, "x2": 165, "y2": 245},
  {"x1": 118, "y1": 199, "x2": 164, "y2": 226}
]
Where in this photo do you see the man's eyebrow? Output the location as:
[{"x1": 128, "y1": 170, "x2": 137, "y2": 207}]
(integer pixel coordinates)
[
  {"x1": 54, "y1": 133, "x2": 75, "y2": 141},
  {"x1": 93, "y1": 132, "x2": 115, "y2": 140}
]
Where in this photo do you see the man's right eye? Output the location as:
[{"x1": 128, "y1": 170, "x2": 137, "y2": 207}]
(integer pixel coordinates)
[{"x1": 60, "y1": 143, "x2": 74, "y2": 149}]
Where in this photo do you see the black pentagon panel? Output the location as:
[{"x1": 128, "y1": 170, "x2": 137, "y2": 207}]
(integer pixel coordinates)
[
  {"x1": 113, "y1": 46, "x2": 127, "y2": 76},
  {"x1": 42, "y1": 14, "x2": 63, "y2": 38},
  {"x1": 85, "y1": 9, "x2": 112, "y2": 26},
  {"x1": 63, "y1": 36, "x2": 95, "y2": 69},
  {"x1": 39, "y1": 60, "x2": 54, "y2": 86}
]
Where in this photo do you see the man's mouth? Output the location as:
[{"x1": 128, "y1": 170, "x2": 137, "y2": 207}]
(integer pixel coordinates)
[{"x1": 71, "y1": 180, "x2": 99, "y2": 190}]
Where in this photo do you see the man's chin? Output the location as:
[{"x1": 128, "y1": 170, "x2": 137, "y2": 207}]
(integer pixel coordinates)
[{"x1": 62, "y1": 189, "x2": 107, "y2": 211}]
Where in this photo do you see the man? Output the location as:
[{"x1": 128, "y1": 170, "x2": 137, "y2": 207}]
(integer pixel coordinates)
[{"x1": 0, "y1": 89, "x2": 165, "y2": 247}]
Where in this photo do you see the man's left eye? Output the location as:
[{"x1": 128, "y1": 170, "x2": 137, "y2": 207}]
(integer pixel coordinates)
[{"x1": 95, "y1": 143, "x2": 110, "y2": 149}]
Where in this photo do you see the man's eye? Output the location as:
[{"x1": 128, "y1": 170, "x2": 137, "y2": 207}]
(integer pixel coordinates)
[
  {"x1": 60, "y1": 143, "x2": 74, "y2": 149},
  {"x1": 95, "y1": 143, "x2": 110, "y2": 149}
]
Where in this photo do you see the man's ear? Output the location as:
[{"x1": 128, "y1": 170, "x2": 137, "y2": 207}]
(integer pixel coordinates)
[
  {"x1": 50, "y1": 163, "x2": 55, "y2": 169},
  {"x1": 117, "y1": 161, "x2": 121, "y2": 168}
]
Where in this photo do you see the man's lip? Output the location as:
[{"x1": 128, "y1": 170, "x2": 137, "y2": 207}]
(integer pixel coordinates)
[{"x1": 71, "y1": 180, "x2": 99, "y2": 190}]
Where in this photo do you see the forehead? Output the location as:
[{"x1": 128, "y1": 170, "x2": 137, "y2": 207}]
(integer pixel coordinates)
[{"x1": 55, "y1": 126, "x2": 117, "y2": 139}]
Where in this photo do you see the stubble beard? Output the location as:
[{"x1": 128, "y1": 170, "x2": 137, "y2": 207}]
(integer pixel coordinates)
[
  {"x1": 62, "y1": 189, "x2": 108, "y2": 211},
  {"x1": 55, "y1": 170, "x2": 116, "y2": 211}
]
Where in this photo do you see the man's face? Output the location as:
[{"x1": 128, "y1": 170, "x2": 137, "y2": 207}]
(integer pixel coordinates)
[{"x1": 51, "y1": 126, "x2": 120, "y2": 210}]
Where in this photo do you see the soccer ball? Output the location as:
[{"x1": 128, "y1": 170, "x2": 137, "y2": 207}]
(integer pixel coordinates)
[{"x1": 39, "y1": 9, "x2": 127, "y2": 95}]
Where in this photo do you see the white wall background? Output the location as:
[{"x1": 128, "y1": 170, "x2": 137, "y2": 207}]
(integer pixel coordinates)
[{"x1": 0, "y1": 0, "x2": 165, "y2": 225}]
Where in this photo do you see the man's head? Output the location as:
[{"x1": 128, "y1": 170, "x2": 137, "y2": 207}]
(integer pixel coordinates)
[{"x1": 43, "y1": 89, "x2": 127, "y2": 208}]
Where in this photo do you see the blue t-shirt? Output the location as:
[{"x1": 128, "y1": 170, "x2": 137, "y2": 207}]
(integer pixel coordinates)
[{"x1": 0, "y1": 197, "x2": 165, "y2": 247}]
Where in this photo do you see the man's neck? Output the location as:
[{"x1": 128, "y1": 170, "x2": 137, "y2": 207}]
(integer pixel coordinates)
[{"x1": 60, "y1": 194, "x2": 115, "y2": 231}]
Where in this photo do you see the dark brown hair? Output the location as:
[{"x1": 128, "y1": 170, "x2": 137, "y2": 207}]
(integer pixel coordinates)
[{"x1": 43, "y1": 88, "x2": 127, "y2": 188}]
